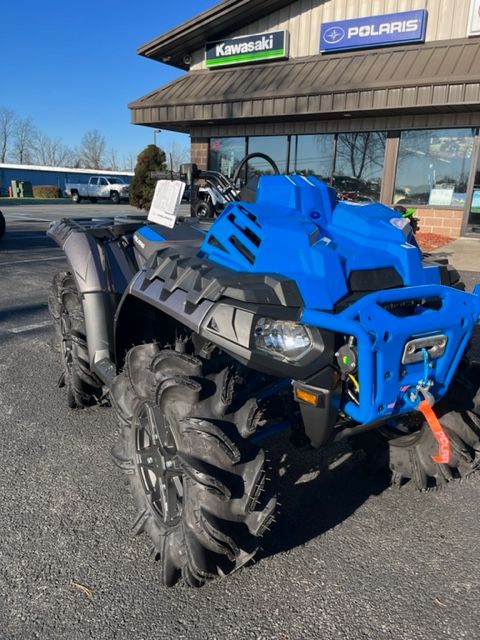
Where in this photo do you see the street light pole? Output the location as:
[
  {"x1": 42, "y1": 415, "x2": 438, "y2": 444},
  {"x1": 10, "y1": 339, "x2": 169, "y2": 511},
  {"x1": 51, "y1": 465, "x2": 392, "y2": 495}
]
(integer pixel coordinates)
[{"x1": 153, "y1": 129, "x2": 161, "y2": 147}]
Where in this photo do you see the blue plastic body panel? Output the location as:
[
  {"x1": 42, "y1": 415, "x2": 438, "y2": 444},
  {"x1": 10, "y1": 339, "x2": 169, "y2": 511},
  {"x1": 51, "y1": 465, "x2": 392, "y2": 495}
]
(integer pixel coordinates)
[
  {"x1": 141, "y1": 175, "x2": 480, "y2": 426},
  {"x1": 303, "y1": 285, "x2": 480, "y2": 423},
  {"x1": 199, "y1": 175, "x2": 442, "y2": 311},
  {"x1": 197, "y1": 175, "x2": 480, "y2": 424},
  {"x1": 136, "y1": 225, "x2": 165, "y2": 242}
]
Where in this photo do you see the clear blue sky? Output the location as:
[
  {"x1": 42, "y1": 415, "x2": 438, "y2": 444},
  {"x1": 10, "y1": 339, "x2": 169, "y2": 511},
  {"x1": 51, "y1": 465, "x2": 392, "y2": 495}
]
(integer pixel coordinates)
[{"x1": 0, "y1": 0, "x2": 217, "y2": 163}]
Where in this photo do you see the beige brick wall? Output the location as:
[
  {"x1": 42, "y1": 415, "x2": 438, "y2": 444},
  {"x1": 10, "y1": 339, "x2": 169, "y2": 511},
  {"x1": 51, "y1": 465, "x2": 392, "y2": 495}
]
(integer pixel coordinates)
[
  {"x1": 415, "y1": 208, "x2": 464, "y2": 238},
  {"x1": 191, "y1": 138, "x2": 209, "y2": 170}
]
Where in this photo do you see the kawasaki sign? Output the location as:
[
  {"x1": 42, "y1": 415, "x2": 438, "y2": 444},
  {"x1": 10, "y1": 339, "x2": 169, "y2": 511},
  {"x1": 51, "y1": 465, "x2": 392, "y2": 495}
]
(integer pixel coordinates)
[
  {"x1": 320, "y1": 10, "x2": 428, "y2": 52},
  {"x1": 206, "y1": 31, "x2": 289, "y2": 68}
]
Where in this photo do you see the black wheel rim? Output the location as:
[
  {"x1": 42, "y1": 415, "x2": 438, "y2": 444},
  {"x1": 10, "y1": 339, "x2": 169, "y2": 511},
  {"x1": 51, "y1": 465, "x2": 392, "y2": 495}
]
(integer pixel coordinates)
[
  {"x1": 135, "y1": 402, "x2": 183, "y2": 527},
  {"x1": 197, "y1": 203, "x2": 210, "y2": 217}
]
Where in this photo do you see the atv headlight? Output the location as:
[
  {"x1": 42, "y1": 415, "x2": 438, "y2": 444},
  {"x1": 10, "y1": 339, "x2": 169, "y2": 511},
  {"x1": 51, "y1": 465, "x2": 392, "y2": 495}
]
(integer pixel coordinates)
[{"x1": 254, "y1": 318, "x2": 312, "y2": 362}]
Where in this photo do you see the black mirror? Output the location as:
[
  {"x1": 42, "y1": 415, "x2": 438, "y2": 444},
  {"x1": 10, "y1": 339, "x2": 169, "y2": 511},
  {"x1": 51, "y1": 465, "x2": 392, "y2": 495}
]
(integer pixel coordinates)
[{"x1": 180, "y1": 163, "x2": 201, "y2": 186}]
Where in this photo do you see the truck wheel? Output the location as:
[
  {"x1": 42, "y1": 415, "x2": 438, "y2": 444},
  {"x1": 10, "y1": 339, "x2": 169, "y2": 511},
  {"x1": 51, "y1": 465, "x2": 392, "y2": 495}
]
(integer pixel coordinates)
[
  {"x1": 0, "y1": 210, "x2": 5, "y2": 238},
  {"x1": 90, "y1": 197, "x2": 98, "y2": 203},
  {"x1": 48, "y1": 271, "x2": 103, "y2": 408},
  {"x1": 111, "y1": 344, "x2": 276, "y2": 587},
  {"x1": 71, "y1": 192, "x2": 81, "y2": 204},
  {"x1": 110, "y1": 191, "x2": 120, "y2": 204},
  {"x1": 388, "y1": 362, "x2": 480, "y2": 490}
]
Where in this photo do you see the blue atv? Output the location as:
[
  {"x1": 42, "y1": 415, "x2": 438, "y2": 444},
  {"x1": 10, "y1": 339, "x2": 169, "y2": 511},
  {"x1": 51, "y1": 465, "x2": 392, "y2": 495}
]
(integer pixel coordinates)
[{"x1": 48, "y1": 158, "x2": 480, "y2": 588}]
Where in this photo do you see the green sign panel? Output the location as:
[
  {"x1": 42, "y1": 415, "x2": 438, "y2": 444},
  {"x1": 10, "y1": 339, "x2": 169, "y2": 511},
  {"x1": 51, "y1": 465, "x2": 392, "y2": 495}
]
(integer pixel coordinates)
[{"x1": 206, "y1": 31, "x2": 289, "y2": 68}]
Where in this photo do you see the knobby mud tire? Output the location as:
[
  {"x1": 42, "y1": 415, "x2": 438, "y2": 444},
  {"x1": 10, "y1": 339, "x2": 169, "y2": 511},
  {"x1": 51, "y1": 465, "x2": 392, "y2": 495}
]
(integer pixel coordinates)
[
  {"x1": 389, "y1": 355, "x2": 480, "y2": 490},
  {"x1": 111, "y1": 343, "x2": 276, "y2": 587},
  {"x1": 48, "y1": 271, "x2": 103, "y2": 408}
]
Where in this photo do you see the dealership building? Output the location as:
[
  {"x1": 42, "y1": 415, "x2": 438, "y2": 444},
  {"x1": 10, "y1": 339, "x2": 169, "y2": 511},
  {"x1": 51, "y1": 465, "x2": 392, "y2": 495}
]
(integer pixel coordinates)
[{"x1": 130, "y1": 0, "x2": 480, "y2": 237}]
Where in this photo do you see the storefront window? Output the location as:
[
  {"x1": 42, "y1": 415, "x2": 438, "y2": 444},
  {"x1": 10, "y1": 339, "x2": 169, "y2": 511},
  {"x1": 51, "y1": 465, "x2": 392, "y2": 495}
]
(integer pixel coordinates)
[
  {"x1": 333, "y1": 132, "x2": 386, "y2": 200},
  {"x1": 208, "y1": 137, "x2": 246, "y2": 179},
  {"x1": 290, "y1": 134, "x2": 335, "y2": 179},
  {"x1": 247, "y1": 136, "x2": 289, "y2": 177},
  {"x1": 394, "y1": 128, "x2": 474, "y2": 206},
  {"x1": 468, "y1": 149, "x2": 480, "y2": 232}
]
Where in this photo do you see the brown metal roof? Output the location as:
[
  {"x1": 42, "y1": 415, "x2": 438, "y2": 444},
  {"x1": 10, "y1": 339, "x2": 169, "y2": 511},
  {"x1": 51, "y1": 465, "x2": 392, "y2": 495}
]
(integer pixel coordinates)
[
  {"x1": 130, "y1": 38, "x2": 480, "y2": 132},
  {"x1": 139, "y1": 0, "x2": 297, "y2": 70}
]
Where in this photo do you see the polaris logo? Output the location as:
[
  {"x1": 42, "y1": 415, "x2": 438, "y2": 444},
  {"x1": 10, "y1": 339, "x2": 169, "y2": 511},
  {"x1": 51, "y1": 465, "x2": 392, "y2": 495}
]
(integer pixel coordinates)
[
  {"x1": 323, "y1": 27, "x2": 345, "y2": 44},
  {"x1": 216, "y1": 35, "x2": 274, "y2": 57},
  {"x1": 321, "y1": 10, "x2": 427, "y2": 52},
  {"x1": 206, "y1": 31, "x2": 288, "y2": 68},
  {"x1": 347, "y1": 19, "x2": 420, "y2": 39}
]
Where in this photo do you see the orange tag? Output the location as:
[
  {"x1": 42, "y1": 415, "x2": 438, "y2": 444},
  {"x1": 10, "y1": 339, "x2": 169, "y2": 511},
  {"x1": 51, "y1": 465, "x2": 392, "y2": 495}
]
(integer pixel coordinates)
[{"x1": 418, "y1": 400, "x2": 451, "y2": 464}]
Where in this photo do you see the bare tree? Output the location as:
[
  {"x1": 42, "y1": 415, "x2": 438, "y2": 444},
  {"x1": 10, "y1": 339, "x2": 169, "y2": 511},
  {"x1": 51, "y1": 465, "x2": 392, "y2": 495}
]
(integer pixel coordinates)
[
  {"x1": 106, "y1": 148, "x2": 119, "y2": 171},
  {"x1": 32, "y1": 132, "x2": 75, "y2": 167},
  {"x1": 13, "y1": 117, "x2": 37, "y2": 164},
  {"x1": 335, "y1": 132, "x2": 387, "y2": 180},
  {"x1": 80, "y1": 129, "x2": 106, "y2": 169},
  {"x1": 163, "y1": 140, "x2": 190, "y2": 171},
  {"x1": 122, "y1": 152, "x2": 136, "y2": 171},
  {"x1": 0, "y1": 106, "x2": 17, "y2": 163}
]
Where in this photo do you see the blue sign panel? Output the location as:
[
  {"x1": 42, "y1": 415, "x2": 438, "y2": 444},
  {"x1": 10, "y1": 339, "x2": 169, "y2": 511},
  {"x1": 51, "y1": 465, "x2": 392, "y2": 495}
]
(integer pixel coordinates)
[{"x1": 320, "y1": 10, "x2": 428, "y2": 52}]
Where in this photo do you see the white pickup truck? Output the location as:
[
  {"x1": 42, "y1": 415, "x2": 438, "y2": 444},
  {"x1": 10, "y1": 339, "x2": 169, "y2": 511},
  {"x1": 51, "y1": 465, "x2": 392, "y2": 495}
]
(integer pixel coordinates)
[{"x1": 65, "y1": 176, "x2": 130, "y2": 204}]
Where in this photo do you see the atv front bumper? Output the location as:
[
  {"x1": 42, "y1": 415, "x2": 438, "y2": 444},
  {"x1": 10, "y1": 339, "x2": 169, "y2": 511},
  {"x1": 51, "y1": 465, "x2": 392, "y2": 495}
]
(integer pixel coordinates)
[{"x1": 302, "y1": 283, "x2": 480, "y2": 425}]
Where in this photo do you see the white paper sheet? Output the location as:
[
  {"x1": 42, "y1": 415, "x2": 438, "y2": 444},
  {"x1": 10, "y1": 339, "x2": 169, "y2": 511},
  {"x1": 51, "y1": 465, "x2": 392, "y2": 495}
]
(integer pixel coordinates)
[{"x1": 148, "y1": 180, "x2": 186, "y2": 228}]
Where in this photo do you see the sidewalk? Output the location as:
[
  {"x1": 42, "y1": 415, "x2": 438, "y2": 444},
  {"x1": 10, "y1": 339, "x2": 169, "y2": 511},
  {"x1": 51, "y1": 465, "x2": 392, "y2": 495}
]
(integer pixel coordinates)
[{"x1": 432, "y1": 237, "x2": 480, "y2": 272}]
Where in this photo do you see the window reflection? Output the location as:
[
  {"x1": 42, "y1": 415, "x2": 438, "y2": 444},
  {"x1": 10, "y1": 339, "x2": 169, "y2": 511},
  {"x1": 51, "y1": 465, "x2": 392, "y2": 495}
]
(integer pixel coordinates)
[
  {"x1": 208, "y1": 137, "x2": 246, "y2": 179},
  {"x1": 208, "y1": 129, "x2": 476, "y2": 211},
  {"x1": 247, "y1": 136, "x2": 289, "y2": 178},
  {"x1": 290, "y1": 134, "x2": 335, "y2": 179},
  {"x1": 333, "y1": 132, "x2": 386, "y2": 200},
  {"x1": 395, "y1": 129, "x2": 474, "y2": 206}
]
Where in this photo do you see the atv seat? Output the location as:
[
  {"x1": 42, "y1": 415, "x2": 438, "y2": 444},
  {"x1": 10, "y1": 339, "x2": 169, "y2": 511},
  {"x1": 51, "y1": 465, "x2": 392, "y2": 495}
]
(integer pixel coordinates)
[{"x1": 133, "y1": 223, "x2": 205, "y2": 264}]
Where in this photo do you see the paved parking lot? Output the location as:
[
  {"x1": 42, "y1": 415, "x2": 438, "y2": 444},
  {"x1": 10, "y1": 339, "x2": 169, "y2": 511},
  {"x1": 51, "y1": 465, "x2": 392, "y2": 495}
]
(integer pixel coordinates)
[{"x1": 1, "y1": 202, "x2": 480, "y2": 640}]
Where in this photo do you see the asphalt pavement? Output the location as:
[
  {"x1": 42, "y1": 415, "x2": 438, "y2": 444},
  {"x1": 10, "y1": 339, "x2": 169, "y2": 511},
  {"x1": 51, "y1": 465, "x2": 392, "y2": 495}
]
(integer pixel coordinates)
[{"x1": 1, "y1": 202, "x2": 480, "y2": 640}]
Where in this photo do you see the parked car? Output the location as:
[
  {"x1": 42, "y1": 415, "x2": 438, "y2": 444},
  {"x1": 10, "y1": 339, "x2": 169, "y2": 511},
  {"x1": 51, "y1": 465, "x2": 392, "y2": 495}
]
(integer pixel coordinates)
[{"x1": 65, "y1": 176, "x2": 129, "y2": 204}]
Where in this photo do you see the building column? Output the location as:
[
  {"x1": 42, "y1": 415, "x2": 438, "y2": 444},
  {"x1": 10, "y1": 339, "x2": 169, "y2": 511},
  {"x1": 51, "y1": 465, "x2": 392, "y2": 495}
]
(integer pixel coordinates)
[{"x1": 191, "y1": 137, "x2": 209, "y2": 170}]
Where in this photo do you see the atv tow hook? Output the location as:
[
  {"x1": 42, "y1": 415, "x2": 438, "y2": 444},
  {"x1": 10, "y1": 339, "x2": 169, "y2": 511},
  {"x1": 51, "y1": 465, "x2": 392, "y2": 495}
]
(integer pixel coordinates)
[{"x1": 417, "y1": 400, "x2": 451, "y2": 465}]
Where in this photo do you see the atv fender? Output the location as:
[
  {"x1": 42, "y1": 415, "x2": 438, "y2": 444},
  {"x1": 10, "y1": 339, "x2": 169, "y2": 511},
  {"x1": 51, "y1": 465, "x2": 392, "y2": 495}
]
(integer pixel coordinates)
[{"x1": 47, "y1": 218, "x2": 140, "y2": 367}]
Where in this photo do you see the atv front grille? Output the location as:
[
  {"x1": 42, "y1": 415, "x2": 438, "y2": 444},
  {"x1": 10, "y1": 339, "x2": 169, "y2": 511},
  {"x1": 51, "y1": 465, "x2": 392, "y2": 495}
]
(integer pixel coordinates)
[
  {"x1": 334, "y1": 268, "x2": 404, "y2": 312},
  {"x1": 381, "y1": 296, "x2": 442, "y2": 317}
]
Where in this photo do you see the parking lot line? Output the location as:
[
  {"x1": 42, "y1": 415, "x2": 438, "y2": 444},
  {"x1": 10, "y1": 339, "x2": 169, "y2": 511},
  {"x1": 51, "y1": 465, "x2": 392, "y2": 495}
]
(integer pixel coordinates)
[
  {"x1": 7, "y1": 320, "x2": 52, "y2": 334},
  {"x1": 0, "y1": 255, "x2": 65, "y2": 266},
  {"x1": 5, "y1": 233, "x2": 49, "y2": 239},
  {"x1": 5, "y1": 215, "x2": 53, "y2": 222}
]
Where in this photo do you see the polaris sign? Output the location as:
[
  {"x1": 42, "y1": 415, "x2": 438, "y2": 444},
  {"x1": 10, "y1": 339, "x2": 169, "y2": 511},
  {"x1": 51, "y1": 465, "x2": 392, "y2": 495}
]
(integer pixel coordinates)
[
  {"x1": 320, "y1": 10, "x2": 427, "y2": 52},
  {"x1": 206, "y1": 31, "x2": 288, "y2": 68}
]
